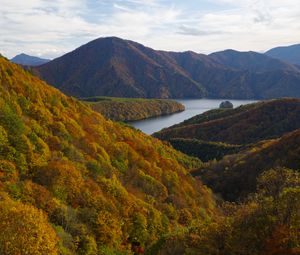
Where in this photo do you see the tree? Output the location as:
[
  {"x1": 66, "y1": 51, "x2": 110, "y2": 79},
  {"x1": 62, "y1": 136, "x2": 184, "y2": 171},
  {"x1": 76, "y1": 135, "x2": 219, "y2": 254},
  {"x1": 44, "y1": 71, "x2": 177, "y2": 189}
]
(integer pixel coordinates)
[{"x1": 0, "y1": 196, "x2": 58, "y2": 255}]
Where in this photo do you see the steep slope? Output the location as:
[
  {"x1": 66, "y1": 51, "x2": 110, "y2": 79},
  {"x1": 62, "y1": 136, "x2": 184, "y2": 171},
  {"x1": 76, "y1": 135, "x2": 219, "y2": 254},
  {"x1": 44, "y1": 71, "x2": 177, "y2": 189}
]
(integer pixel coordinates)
[
  {"x1": 198, "y1": 129, "x2": 300, "y2": 201},
  {"x1": 155, "y1": 98, "x2": 300, "y2": 145},
  {"x1": 0, "y1": 56, "x2": 215, "y2": 254},
  {"x1": 11, "y1": 53, "x2": 50, "y2": 66},
  {"x1": 266, "y1": 43, "x2": 300, "y2": 66},
  {"x1": 34, "y1": 37, "x2": 300, "y2": 100},
  {"x1": 210, "y1": 49, "x2": 300, "y2": 72},
  {"x1": 84, "y1": 97, "x2": 185, "y2": 121},
  {"x1": 35, "y1": 37, "x2": 206, "y2": 98}
]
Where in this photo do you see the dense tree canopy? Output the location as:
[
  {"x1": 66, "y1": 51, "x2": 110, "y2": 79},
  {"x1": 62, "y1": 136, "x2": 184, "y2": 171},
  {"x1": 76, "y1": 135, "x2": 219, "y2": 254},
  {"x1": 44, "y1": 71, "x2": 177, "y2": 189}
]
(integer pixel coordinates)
[{"x1": 0, "y1": 56, "x2": 214, "y2": 254}]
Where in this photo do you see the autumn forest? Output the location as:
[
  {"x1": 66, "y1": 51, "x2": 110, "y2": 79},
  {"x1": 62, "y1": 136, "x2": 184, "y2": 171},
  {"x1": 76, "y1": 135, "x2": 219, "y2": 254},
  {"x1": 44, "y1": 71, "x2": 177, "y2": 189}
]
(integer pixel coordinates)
[{"x1": 1, "y1": 40, "x2": 300, "y2": 254}]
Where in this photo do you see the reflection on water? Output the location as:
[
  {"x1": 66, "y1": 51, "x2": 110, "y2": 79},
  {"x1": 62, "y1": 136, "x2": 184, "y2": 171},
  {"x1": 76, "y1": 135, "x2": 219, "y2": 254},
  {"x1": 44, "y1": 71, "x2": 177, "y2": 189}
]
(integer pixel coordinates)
[{"x1": 130, "y1": 99, "x2": 257, "y2": 135}]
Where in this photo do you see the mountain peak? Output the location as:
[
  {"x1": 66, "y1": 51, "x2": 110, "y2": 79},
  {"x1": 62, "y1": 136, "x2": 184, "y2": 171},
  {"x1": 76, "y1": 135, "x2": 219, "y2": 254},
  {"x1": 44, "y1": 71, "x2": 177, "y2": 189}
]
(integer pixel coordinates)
[{"x1": 11, "y1": 53, "x2": 50, "y2": 66}]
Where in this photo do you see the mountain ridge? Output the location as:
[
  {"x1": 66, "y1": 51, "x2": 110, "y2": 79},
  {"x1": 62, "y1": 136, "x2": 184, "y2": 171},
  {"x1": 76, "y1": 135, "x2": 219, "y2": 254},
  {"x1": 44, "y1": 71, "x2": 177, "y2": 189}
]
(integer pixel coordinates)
[
  {"x1": 265, "y1": 43, "x2": 300, "y2": 66},
  {"x1": 33, "y1": 37, "x2": 300, "y2": 99},
  {"x1": 11, "y1": 53, "x2": 50, "y2": 66}
]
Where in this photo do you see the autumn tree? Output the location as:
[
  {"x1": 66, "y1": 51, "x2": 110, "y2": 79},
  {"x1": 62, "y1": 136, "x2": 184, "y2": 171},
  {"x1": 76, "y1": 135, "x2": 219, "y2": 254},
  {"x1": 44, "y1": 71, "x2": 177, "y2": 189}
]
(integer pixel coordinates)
[{"x1": 0, "y1": 196, "x2": 58, "y2": 255}]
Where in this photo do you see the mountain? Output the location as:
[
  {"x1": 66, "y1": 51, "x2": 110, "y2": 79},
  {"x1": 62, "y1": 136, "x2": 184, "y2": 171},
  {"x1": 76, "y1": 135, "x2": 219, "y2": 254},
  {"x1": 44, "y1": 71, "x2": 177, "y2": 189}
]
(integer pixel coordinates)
[
  {"x1": 154, "y1": 98, "x2": 300, "y2": 145},
  {"x1": 153, "y1": 97, "x2": 300, "y2": 200},
  {"x1": 34, "y1": 37, "x2": 207, "y2": 98},
  {"x1": 34, "y1": 37, "x2": 300, "y2": 99},
  {"x1": 11, "y1": 53, "x2": 50, "y2": 66},
  {"x1": 1, "y1": 55, "x2": 299, "y2": 255},
  {"x1": 265, "y1": 44, "x2": 300, "y2": 66},
  {"x1": 198, "y1": 128, "x2": 300, "y2": 201},
  {"x1": 210, "y1": 49, "x2": 300, "y2": 72},
  {"x1": 0, "y1": 55, "x2": 214, "y2": 254},
  {"x1": 167, "y1": 50, "x2": 300, "y2": 99}
]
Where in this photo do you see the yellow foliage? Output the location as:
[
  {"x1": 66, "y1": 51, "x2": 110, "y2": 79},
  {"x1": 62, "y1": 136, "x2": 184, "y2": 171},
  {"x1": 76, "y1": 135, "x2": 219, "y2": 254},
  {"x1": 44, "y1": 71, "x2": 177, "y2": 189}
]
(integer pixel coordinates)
[{"x1": 0, "y1": 196, "x2": 58, "y2": 255}]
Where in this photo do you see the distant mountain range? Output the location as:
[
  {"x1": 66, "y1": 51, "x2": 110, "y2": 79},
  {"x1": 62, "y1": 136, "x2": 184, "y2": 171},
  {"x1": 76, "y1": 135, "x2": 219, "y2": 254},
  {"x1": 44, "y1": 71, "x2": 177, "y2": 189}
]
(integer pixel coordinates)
[
  {"x1": 32, "y1": 37, "x2": 300, "y2": 99},
  {"x1": 265, "y1": 44, "x2": 300, "y2": 66},
  {"x1": 11, "y1": 53, "x2": 50, "y2": 66}
]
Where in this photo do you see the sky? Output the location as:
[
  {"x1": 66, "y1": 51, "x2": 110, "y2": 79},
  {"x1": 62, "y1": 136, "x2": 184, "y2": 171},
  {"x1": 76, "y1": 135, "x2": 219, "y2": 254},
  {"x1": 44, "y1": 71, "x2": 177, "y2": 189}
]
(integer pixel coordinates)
[{"x1": 1, "y1": 0, "x2": 300, "y2": 59}]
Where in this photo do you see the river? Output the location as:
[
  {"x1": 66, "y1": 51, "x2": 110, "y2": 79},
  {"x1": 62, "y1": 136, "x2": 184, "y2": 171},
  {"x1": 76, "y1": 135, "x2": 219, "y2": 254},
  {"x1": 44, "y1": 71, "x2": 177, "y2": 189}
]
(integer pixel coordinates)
[{"x1": 130, "y1": 99, "x2": 257, "y2": 134}]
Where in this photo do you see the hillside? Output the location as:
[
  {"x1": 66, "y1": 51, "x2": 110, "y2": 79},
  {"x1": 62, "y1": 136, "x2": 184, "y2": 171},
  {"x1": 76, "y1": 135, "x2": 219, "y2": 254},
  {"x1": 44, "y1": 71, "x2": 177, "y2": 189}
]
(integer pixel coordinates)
[
  {"x1": 197, "y1": 129, "x2": 300, "y2": 201},
  {"x1": 11, "y1": 53, "x2": 50, "y2": 66},
  {"x1": 83, "y1": 97, "x2": 185, "y2": 121},
  {"x1": 0, "y1": 56, "x2": 215, "y2": 254},
  {"x1": 34, "y1": 37, "x2": 300, "y2": 100},
  {"x1": 34, "y1": 37, "x2": 206, "y2": 98},
  {"x1": 158, "y1": 167, "x2": 300, "y2": 254},
  {"x1": 1, "y1": 56, "x2": 299, "y2": 255},
  {"x1": 266, "y1": 43, "x2": 300, "y2": 66},
  {"x1": 155, "y1": 98, "x2": 300, "y2": 145}
]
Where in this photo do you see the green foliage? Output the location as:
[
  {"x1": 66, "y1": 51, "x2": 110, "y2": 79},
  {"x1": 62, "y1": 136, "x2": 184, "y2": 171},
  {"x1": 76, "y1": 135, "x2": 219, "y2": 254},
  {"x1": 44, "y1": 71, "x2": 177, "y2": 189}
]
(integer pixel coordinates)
[
  {"x1": 0, "y1": 102, "x2": 25, "y2": 138},
  {"x1": 169, "y1": 138, "x2": 242, "y2": 162}
]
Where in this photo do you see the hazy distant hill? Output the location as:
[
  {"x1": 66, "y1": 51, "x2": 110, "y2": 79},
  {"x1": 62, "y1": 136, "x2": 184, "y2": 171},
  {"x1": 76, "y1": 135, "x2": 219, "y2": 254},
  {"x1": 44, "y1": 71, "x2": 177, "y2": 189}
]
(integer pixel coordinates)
[
  {"x1": 34, "y1": 37, "x2": 300, "y2": 99},
  {"x1": 11, "y1": 53, "x2": 50, "y2": 66},
  {"x1": 210, "y1": 49, "x2": 299, "y2": 72},
  {"x1": 265, "y1": 44, "x2": 300, "y2": 66}
]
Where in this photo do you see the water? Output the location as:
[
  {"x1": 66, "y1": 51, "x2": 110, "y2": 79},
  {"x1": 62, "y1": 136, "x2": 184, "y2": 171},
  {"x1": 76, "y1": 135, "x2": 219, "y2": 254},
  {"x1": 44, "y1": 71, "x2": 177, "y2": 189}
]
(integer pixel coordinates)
[{"x1": 130, "y1": 99, "x2": 257, "y2": 134}]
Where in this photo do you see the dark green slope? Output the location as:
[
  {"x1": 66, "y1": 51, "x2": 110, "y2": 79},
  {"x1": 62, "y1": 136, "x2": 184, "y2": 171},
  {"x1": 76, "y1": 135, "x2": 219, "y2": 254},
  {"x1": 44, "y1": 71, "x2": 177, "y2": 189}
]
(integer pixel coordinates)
[{"x1": 197, "y1": 128, "x2": 300, "y2": 201}]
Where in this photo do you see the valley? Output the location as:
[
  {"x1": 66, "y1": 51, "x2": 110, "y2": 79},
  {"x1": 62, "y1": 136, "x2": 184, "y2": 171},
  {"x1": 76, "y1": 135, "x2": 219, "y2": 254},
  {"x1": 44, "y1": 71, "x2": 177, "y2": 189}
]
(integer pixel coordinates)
[
  {"x1": 130, "y1": 98, "x2": 256, "y2": 134},
  {"x1": 1, "y1": 36, "x2": 300, "y2": 255}
]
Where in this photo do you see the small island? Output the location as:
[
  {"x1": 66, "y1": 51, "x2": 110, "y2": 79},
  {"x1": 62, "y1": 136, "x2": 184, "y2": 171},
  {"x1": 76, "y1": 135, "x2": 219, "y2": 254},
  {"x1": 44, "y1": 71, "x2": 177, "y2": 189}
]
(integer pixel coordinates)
[
  {"x1": 219, "y1": 100, "x2": 233, "y2": 109},
  {"x1": 82, "y1": 97, "x2": 185, "y2": 122}
]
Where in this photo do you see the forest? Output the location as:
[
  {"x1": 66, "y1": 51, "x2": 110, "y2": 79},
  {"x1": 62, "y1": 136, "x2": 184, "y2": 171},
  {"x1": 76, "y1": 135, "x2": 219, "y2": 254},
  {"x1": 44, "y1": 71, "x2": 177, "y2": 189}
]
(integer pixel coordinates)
[
  {"x1": 82, "y1": 97, "x2": 184, "y2": 122},
  {"x1": 0, "y1": 56, "x2": 299, "y2": 254}
]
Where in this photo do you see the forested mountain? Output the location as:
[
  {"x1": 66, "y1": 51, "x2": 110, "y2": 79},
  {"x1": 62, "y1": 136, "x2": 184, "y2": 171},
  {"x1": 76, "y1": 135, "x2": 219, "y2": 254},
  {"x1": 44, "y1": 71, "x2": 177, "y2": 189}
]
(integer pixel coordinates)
[
  {"x1": 153, "y1": 97, "x2": 300, "y2": 204},
  {"x1": 34, "y1": 37, "x2": 300, "y2": 99},
  {"x1": 83, "y1": 97, "x2": 185, "y2": 122},
  {"x1": 158, "y1": 168, "x2": 300, "y2": 255},
  {"x1": 266, "y1": 43, "x2": 300, "y2": 66},
  {"x1": 1, "y1": 55, "x2": 299, "y2": 255},
  {"x1": 198, "y1": 128, "x2": 300, "y2": 201},
  {"x1": 0, "y1": 55, "x2": 215, "y2": 254},
  {"x1": 11, "y1": 53, "x2": 50, "y2": 66},
  {"x1": 154, "y1": 98, "x2": 300, "y2": 145},
  {"x1": 34, "y1": 37, "x2": 207, "y2": 98}
]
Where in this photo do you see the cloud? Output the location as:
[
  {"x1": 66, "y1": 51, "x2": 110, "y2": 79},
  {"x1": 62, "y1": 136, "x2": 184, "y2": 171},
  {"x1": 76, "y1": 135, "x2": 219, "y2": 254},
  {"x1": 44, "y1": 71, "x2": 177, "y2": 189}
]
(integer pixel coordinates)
[
  {"x1": 177, "y1": 25, "x2": 225, "y2": 36},
  {"x1": 0, "y1": 0, "x2": 299, "y2": 58}
]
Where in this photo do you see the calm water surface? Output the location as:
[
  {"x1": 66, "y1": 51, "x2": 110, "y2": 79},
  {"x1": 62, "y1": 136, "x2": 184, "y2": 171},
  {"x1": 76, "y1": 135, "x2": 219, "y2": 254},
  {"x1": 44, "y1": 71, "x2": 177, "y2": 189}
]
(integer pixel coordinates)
[{"x1": 130, "y1": 99, "x2": 257, "y2": 134}]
